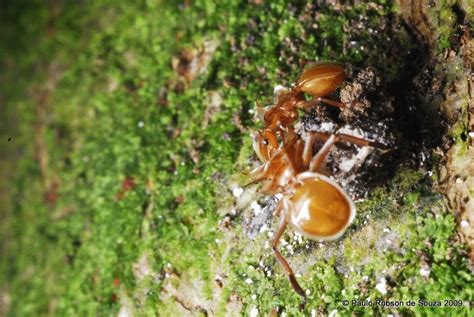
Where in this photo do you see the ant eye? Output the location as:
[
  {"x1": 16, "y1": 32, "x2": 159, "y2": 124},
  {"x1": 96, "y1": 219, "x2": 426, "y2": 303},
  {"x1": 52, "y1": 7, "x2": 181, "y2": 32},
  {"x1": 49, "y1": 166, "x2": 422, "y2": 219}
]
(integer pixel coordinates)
[{"x1": 262, "y1": 139, "x2": 269, "y2": 145}]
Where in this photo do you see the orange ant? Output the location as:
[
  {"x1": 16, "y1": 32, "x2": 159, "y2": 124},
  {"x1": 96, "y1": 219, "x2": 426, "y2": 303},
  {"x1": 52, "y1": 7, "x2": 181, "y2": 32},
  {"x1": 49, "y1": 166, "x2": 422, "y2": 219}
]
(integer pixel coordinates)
[
  {"x1": 248, "y1": 62, "x2": 390, "y2": 309},
  {"x1": 258, "y1": 61, "x2": 346, "y2": 137}
]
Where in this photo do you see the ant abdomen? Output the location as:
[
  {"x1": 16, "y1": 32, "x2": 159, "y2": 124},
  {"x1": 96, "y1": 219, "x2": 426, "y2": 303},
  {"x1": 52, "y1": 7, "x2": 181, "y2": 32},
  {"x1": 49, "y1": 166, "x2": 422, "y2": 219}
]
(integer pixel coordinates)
[{"x1": 296, "y1": 61, "x2": 346, "y2": 97}]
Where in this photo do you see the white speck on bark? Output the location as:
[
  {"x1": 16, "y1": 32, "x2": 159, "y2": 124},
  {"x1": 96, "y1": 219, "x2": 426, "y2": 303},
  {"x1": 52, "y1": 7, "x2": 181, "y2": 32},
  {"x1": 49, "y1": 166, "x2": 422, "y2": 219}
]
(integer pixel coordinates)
[
  {"x1": 250, "y1": 306, "x2": 259, "y2": 317},
  {"x1": 132, "y1": 254, "x2": 153, "y2": 281},
  {"x1": 232, "y1": 187, "x2": 244, "y2": 197},
  {"x1": 250, "y1": 201, "x2": 262, "y2": 215},
  {"x1": 117, "y1": 296, "x2": 134, "y2": 317},
  {"x1": 328, "y1": 309, "x2": 338, "y2": 317},
  {"x1": 375, "y1": 277, "x2": 387, "y2": 295},
  {"x1": 420, "y1": 267, "x2": 431, "y2": 277}
]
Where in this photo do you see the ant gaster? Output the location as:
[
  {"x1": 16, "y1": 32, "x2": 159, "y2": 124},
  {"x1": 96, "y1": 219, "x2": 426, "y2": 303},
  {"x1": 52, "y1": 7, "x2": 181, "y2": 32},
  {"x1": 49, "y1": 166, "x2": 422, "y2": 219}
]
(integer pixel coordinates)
[{"x1": 248, "y1": 62, "x2": 389, "y2": 309}]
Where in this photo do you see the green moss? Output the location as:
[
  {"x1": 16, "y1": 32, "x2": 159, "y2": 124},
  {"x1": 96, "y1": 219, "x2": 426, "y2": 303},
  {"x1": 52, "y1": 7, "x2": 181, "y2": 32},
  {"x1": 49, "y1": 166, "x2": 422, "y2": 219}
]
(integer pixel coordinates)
[
  {"x1": 437, "y1": 0, "x2": 458, "y2": 50},
  {"x1": 1, "y1": 1, "x2": 471, "y2": 316}
]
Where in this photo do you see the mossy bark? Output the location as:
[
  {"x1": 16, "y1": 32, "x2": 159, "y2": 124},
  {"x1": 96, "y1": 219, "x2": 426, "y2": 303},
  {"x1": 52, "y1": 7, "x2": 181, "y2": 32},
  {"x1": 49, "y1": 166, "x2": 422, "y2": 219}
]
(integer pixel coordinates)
[{"x1": 0, "y1": 1, "x2": 472, "y2": 316}]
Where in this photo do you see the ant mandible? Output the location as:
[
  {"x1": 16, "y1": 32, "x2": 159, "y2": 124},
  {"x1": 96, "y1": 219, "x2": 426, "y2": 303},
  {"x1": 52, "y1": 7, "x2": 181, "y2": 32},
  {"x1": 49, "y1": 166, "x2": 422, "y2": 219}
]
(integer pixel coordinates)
[{"x1": 248, "y1": 61, "x2": 389, "y2": 309}]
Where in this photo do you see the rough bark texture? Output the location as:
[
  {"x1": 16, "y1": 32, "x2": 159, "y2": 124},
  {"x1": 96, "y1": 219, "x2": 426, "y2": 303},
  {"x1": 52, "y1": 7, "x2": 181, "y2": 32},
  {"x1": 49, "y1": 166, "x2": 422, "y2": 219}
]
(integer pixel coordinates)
[
  {"x1": 1, "y1": 1, "x2": 472, "y2": 316},
  {"x1": 397, "y1": 0, "x2": 474, "y2": 261}
]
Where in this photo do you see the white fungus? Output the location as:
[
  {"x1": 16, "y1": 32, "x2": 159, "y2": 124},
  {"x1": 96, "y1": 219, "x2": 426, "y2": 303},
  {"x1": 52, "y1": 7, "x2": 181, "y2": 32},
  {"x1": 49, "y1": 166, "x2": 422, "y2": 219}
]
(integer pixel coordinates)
[
  {"x1": 250, "y1": 307, "x2": 259, "y2": 317},
  {"x1": 232, "y1": 187, "x2": 244, "y2": 198},
  {"x1": 337, "y1": 125, "x2": 365, "y2": 138},
  {"x1": 318, "y1": 122, "x2": 336, "y2": 132},
  {"x1": 328, "y1": 309, "x2": 338, "y2": 317},
  {"x1": 375, "y1": 277, "x2": 388, "y2": 295},
  {"x1": 420, "y1": 267, "x2": 431, "y2": 277},
  {"x1": 259, "y1": 224, "x2": 268, "y2": 233},
  {"x1": 250, "y1": 201, "x2": 262, "y2": 215}
]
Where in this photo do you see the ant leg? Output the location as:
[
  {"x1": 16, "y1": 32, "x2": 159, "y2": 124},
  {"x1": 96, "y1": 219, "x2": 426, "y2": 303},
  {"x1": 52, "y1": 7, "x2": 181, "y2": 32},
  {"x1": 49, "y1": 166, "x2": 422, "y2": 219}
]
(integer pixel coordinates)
[
  {"x1": 309, "y1": 134, "x2": 337, "y2": 173},
  {"x1": 308, "y1": 131, "x2": 390, "y2": 152},
  {"x1": 296, "y1": 97, "x2": 346, "y2": 111},
  {"x1": 335, "y1": 133, "x2": 390, "y2": 152},
  {"x1": 246, "y1": 165, "x2": 265, "y2": 181},
  {"x1": 307, "y1": 131, "x2": 390, "y2": 173},
  {"x1": 302, "y1": 133, "x2": 317, "y2": 167},
  {"x1": 245, "y1": 163, "x2": 273, "y2": 188},
  {"x1": 273, "y1": 199, "x2": 282, "y2": 217},
  {"x1": 272, "y1": 207, "x2": 307, "y2": 307},
  {"x1": 317, "y1": 96, "x2": 346, "y2": 109}
]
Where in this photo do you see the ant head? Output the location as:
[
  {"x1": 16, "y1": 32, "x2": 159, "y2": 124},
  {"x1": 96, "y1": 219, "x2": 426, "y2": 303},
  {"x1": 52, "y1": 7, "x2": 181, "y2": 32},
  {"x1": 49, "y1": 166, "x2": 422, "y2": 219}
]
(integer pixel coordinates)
[{"x1": 251, "y1": 129, "x2": 279, "y2": 162}]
